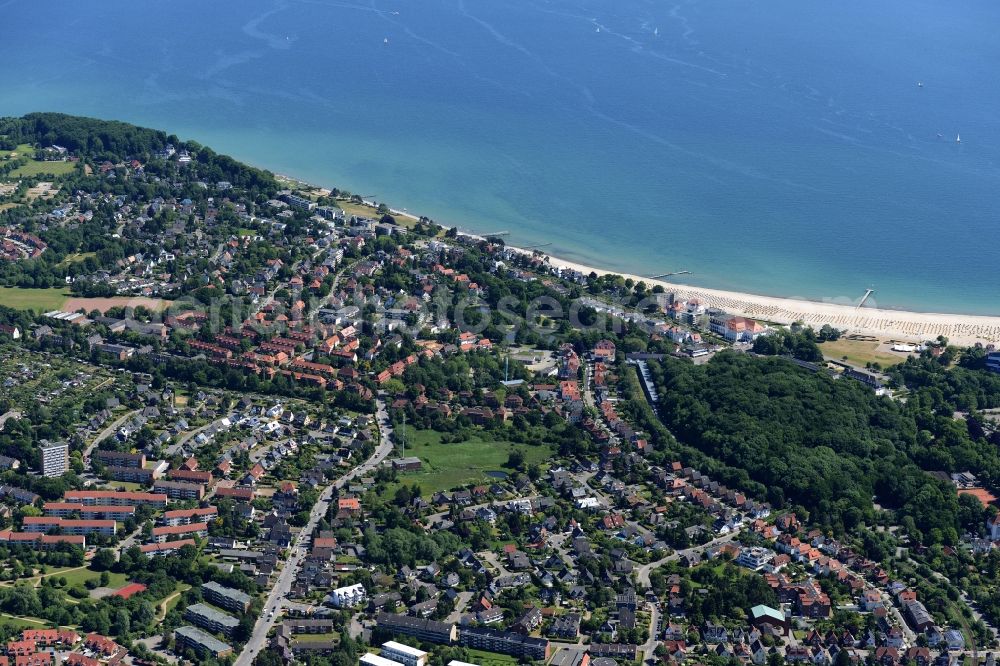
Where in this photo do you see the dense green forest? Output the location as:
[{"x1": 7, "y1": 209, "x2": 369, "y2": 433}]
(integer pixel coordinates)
[
  {"x1": 649, "y1": 351, "x2": 1000, "y2": 544},
  {"x1": 0, "y1": 112, "x2": 168, "y2": 158}
]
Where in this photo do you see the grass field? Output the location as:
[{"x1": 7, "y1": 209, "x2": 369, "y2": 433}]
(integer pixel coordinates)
[
  {"x1": 56, "y1": 252, "x2": 96, "y2": 267},
  {"x1": 819, "y1": 337, "x2": 906, "y2": 368},
  {"x1": 59, "y1": 567, "x2": 128, "y2": 591},
  {"x1": 392, "y1": 429, "x2": 553, "y2": 493},
  {"x1": 0, "y1": 614, "x2": 47, "y2": 630},
  {"x1": 335, "y1": 199, "x2": 422, "y2": 229},
  {"x1": 466, "y1": 648, "x2": 520, "y2": 666},
  {"x1": 2, "y1": 144, "x2": 76, "y2": 178},
  {"x1": 8, "y1": 160, "x2": 76, "y2": 178},
  {"x1": 0, "y1": 287, "x2": 71, "y2": 311}
]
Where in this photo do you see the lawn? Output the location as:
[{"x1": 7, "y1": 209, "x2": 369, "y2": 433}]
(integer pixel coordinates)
[
  {"x1": 295, "y1": 632, "x2": 341, "y2": 645},
  {"x1": 0, "y1": 614, "x2": 47, "y2": 630},
  {"x1": 101, "y1": 481, "x2": 143, "y2": 491},
  {"x1": 335, "y1": 200, "x2": 377, "y2": 219},
  {"x1": 8, "y1": 160, "x2": 76, "y2": 178},
  {"x1": 391, "y1": 429, "x2": 553, "y2": 494},
  {"x1": 58, "y1": 567, "x2": 128, "y2": 590},
  {"x1": 0, "y1": 287, "x2": 71, "y2": 311},
  {"x1": 56, "y1": 252, "x2": 96, "y2": 267},
  {"x1": 819, "y1": 337, "x2": 905, "y2": 368},
  {"x1": 1, "y1": 144, "x2": 76, "y2": 179},
  {"x1": 465, "y1": 648, "x2": 520, "y2": 666}
]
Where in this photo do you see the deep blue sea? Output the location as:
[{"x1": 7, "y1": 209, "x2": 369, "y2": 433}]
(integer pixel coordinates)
[{"x1": 2, "y1": 0, "x2": 999, "y2": 313}]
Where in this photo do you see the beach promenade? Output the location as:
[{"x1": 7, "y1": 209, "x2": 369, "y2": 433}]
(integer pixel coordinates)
[
  {"x1": 346, "y1": 200, "x2": 1000, "y2": 346},
  {"x1": 545, "y1": 255, "x2": 1000, "y2": 346}
]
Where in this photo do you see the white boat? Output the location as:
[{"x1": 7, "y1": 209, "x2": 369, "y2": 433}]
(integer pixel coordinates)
[
  {"x1": 383, "y1": 37, "x2": 389, "y2": 44},
  {"x1": 956, "y1": 134, "x2": 961, "y2": 143}
]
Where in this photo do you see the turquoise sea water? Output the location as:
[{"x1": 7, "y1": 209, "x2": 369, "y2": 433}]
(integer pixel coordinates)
[{"x1": 2, "y1": 0, "x2": 999, "y2": 313}]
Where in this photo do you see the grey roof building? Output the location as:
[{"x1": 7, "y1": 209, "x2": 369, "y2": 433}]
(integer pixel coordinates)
[
  {"x1": 202, "y1": 581, "x2": 252, "y2": 613},
  {"x1": 184, "y1": 603, "x2": 239, "y2": 638},
  {"x1": 174, "y1": 625, "x2": 234, "y2": 658}
]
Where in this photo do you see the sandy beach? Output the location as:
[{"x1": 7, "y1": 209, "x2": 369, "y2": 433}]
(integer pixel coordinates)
[
  {"x1": 540, "y1": 253, "x2": 1000, "y2": 346},
  {"x1": 325, "y1": 195, "x2": 1000, "y2": 347}
]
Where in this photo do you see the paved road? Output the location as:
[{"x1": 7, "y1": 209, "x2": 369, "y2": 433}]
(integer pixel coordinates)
[
  {"x1": 235, "y1": 398, "x2": 395, "y2": 666},
  {"x1": 0, "y1": 410, "x2": 20, "y2": 432},
  {"x1": 635, "y1": 529, "x2": 741, "y2": 587},
  {"x1": 84, "y1": 408, "x2": 141, "y2": 460},
  {"x1": 445, "y1": 590, "x2": 474, "y2": 624},
  {"x1": 642, "y1": 602, "x2": 661, "y2": 664}
]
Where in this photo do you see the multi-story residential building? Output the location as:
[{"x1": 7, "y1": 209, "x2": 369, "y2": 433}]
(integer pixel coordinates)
[
  {"x1": 736, "y1": 546, "x2": 775, "y2": 570},
  {"x1": 215, "y1": 486, "x2": 254, "y2": 502},
  {"x1": 150, "y1": 522, "x2": 208, "y2": 543},
  {"x1": 174, "y1": 626, "x2": 233, "y2": 659},
  {"x1": 64, "y1": 490, "x2": 168, "y2": 508},
  {"x1": 380, "y1": 642, "x2": 427, "y2": 666},
  {"x1": 153, "y1": 480, "x2": 205, "y2": 500},
  {"x1": 375, "y1": 613, "x2": 457, "y2": 645},
  {"x1": 202, "y1": 581, "x2": 252, "y2": 613},
  {"x1": 22, "y1": 517, "x2": 116, "y2": 537},
  {"x1": 0, "y1": 531, "x2": 86, "y2": 550},
  {"x1": 329, "y1": 583, "x2": 366, "y2": 608},
  {"x1": 140, "y1": 539, "x2": 195, "y2": 557},
  {"x1": 105, "y1": 466, "x2": 161, "y2": 484},
  {"x1": 459, "y1": 627, "x2": 550, "y2": 661},
  {"x1": 93, "y1": 450, "x2": 146, "y2": 469},
  {"x1": 168, "y1": 469, "x2": 213, "y2": 485},
  {"x1": 361, "y1": 655, "x2": 403, "y2": 666},
  {"x1": 40, "y1": 442, "x2": 68, "y2": 478},
  {"x1": 162, "y1": 507, "x2": 218, "y2": 526},
  {"x1": 184, "y1": 603, "x2": 239, "y2": 638},
  {"x1": 42, "y1": 503, "x2": 136, "y2": 521}
]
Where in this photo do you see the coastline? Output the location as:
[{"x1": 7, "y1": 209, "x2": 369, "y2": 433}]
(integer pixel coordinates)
[
  {"x1": 539, "y1": 253, "x2": 1000, "y2": 346},
  {"x1": 279, "y1": 176, "x2": 1000, "y2": 346}
]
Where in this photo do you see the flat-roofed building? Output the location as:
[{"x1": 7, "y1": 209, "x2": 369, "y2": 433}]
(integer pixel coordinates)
[
  {"x1": 381, "y1": 641, "x2": 427, "y2": 666},
  {"x1": 361, "y1": 655, "x2": 404, "y2": 666},
  {"x1": 329, "y1": 583, "x2": 366, "y2": 608},
  {"x1": 202, "y1": 581, "x2": 252, "y2": 613},
  {"x1": 184, "y1": 603, "x2": 239, "y2": 638},
  {"x1": 40, "y1": 443, "x2": 68, "y2": 478},
  {"x1": 174, "y1": 625, "x2": 233, "y2": 659}
]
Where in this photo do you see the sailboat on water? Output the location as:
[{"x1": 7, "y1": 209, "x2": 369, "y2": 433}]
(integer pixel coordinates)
[{"x1": 956, "y1": 134, "x2": 961, "y2": 143}]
